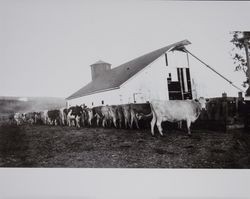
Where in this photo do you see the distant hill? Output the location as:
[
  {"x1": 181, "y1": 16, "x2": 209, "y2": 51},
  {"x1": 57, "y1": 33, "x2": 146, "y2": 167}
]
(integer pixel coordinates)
[{"x1": 0, "y1": 96, "x2": 66, "y2": 114}]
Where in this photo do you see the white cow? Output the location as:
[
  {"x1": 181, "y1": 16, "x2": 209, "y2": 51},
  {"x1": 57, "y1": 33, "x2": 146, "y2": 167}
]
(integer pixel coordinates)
[
  {"x1": 150, "y1": 97, "x2": 207, "y2": 136},
  {"x1": 41, "y1": 110, "x2": 49, "y2": 125},
  {"x1": 14, "y1": 113, "x2": 24, "y2": 125}
]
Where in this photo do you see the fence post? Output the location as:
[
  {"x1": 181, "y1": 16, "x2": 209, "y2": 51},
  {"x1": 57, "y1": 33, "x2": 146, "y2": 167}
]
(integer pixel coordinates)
[{"x1": 222, "y1": 93, "x2": 228, "y2": 131}]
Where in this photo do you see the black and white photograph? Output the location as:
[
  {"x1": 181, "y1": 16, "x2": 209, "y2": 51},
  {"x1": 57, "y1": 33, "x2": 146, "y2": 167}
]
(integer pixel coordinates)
[{"x1": 1, "y1": 0, "x2": 250, "y2": 170}]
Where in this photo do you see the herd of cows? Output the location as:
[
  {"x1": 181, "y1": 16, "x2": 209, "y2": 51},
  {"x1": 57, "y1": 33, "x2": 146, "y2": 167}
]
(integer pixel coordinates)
[{"x1": 13, "y1": 97, "x2": 207, "y2": 136}]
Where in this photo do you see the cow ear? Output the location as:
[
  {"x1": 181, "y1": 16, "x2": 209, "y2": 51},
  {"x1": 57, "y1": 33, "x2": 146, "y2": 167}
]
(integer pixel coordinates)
[{"x1": 194, "y1": 99, "x2": 199, "y2": 102}]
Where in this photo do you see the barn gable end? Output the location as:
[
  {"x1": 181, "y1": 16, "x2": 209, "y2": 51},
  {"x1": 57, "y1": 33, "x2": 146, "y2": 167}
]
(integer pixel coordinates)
[{"x1": 67, "y1": 40, "x2": 192, "y2": 107}]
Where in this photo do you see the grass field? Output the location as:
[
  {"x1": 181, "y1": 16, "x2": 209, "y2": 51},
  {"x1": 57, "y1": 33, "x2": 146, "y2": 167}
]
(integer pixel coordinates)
[{"x1": 0, "y1": 124, "x2": 249, "y2": 168}]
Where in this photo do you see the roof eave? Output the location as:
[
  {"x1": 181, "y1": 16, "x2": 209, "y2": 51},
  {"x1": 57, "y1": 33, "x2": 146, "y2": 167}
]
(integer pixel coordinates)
[{"x1": 66, "y1": 86, "x2": 120, "y2": 100}]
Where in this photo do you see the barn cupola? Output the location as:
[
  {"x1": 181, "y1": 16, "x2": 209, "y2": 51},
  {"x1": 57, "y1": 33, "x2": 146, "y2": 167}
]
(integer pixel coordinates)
[{"x1": 90, "y1": 60, "x2": 111, "y2": 80}]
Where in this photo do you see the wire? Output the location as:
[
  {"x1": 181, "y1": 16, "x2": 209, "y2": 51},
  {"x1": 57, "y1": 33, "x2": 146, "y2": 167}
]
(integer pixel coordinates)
[{"x1": 182, "y1": 48, "x2": 244, "y2": 92}]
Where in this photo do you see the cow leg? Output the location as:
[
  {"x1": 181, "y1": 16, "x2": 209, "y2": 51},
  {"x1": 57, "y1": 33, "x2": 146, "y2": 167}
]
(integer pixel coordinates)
[
  {"x1": 156, "y1": 120, "x2": 163, "y2": 136},
  {"x1": 67, "y1": 117, "x2": 70, "y2": 126},
  {"x1": 76, "y1": 116, "x2": 80, "y2": 128},
  {"x1": 69, "y1": 119, "x2": 73, "y2": 127},
  {"x1": 186, "y1": 119, "x2": 192, "y2": 135},
  {"x1": 96, "y1": 117, "x2": 99, "y2": 126},
  {"x1": 133, "y1": 115, "x2": 139, "y2": 129},
  {"x1": 102, "y1": 119, "x2": 106, "y2": 127},
  {"x1": 128, "y1": 119, "x2": 132, "y2": 129},
  {"x1": 124, "y1": 118, "x2": 128, "y2": 129},
  {"x1": 119, "y1": 119, "x2": 122, "y2": 129},
  {"x1": 178, "y1": 121, "x2": 182, "y2": 129},
  {"x1": 130, "y1": 117, "x2": 134, "y2": 129},
  {"x1": 126, "y1": 118, "x2": 129, "y2": 129},
  {"x1": 150, "y1": 116, "x2": 156, "y2": 136},
  {"x1": 130, "y1": 115, "x2": 139, "y2": 129},
  {"x1": 113, "y1": 118, "x2": 117, "y2": 128},
  {"x1": 135, "y1": 119, "x2": 139, "y2": 129}
]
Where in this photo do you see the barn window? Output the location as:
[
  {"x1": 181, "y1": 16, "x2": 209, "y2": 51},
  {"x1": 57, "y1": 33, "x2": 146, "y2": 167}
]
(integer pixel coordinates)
[
  {"x1": 101, "y1": 100, "x2": 104, "y2": 105},
  {"x1": 92, "y1": 102, "x2": 94, "y2": 106}
]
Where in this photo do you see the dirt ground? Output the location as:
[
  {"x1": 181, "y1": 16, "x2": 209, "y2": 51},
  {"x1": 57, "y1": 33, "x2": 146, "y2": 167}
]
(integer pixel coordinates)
[{"x1": 0, "y1": 124, "x2": 250, "y2": 168}]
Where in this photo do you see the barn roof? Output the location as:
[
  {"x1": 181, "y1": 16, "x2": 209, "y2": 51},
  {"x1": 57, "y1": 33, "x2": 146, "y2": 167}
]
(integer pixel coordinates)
[{"x1": 66, "y1": 40, "x2": 191, "y2": 100}]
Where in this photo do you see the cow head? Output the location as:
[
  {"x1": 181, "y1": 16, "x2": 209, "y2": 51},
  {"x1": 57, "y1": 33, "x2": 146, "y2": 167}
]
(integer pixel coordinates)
[
  {"x1": 198, "y1": 97, "x2": 207, "y2": 110},
  {"x1": 136, "y1": 113, "x2": 143, "y2": 120}
]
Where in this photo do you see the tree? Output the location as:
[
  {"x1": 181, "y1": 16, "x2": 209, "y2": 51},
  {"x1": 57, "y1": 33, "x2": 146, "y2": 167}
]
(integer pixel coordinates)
[{"x1": 230, "y1": 31, "x2": 250, "y2": 88}]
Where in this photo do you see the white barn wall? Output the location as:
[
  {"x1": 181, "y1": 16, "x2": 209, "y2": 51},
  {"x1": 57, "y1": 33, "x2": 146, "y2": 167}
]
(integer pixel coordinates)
[
  {"x1": 119, "y1": 55, "x2": 169, "y2": 103},
  {"x1": 67, "y1": 50, "x2": 190, "y2": 107},
  {"x1": 67, "y1": 89, "x2": 120, "y2": 107}
]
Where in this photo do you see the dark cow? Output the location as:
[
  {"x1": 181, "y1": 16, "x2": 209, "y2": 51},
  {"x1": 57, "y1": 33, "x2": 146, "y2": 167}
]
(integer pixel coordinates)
[
  {"x1": 80, "y1": 108, "x2": 89, "y2": 127},
  {"x1": 47, "y1": 109, "x2": 60, "y2": 125},
  {"x1": 34, "y1": 112, "x2": 44, "y2": 124},
  {"x1": 67, "y1": 106, "x2": 83, "y2": 128}
]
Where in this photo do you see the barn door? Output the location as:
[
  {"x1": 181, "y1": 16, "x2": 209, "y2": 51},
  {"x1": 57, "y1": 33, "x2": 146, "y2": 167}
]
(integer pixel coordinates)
[{"x1": 167, "y1": 67, "x2": 193, "y2": 100}]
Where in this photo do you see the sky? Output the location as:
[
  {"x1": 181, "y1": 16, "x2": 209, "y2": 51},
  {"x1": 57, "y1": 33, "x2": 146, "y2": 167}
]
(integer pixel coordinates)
[{"x1": 1, "y1": 1, "x2": 250, "y2": 98}]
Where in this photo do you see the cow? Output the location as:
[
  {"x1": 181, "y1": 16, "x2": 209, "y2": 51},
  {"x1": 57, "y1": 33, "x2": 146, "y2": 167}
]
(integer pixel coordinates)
[
  {"x1": 122, "y1": 104, "x2": 139, "y2": 129},
  {"x1": 92, "y1": 106, "x2": 103, "y2": 127},
  {"x1": 40, "y1": 110, "x2": 49, "y2": 125},
  {"x1": 67, "y1": 106, "x2": 83, "y2": 128},
  {"x1": 24, "y1": 112, "x2": 36, "y2": 125},
  {"x1": 81, "y1": 108, "x2": 89, "y2": 127},
  {"x1": 47, "y1": 109, "x2": 60, "y2": 125},
  {"x1": 122, "y1": 104, "x2": 131, "y2": 129},
  {"x1": 34, "y1": 112, "x2": 43, "y2": 124},
  {"x1": 116, "y1": 105, "x2": 124, "y2": 128},
  {"x1": 149, "y1": 97, "x2": 207, "y2": 136},
  {"x1": 108, "y1": 105, "x2": 120, "y2": 128},
  {"x1": 14, "y1": 113, "x2": 24, "y2": 125},
  {"x1": 59, "y1": 108, "x2": 68, "y2": 126},
  {"x1": 8, "y1": 113, "x2": 15, "y2": 125},
  {"x1": 130, "y1": 106, "x2": 139, "y2": 129},
  {"x1": 86, "y1": 108, "x2": 94, "y2": 126},
  {"x1": 101, "y1": 106, "x2": 112, "y2": 127}
]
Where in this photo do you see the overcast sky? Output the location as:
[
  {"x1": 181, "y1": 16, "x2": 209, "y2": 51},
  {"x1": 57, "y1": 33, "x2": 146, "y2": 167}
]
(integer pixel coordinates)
[{"x1": 1, "y1": 1, "x2": 250, "y2": 98}]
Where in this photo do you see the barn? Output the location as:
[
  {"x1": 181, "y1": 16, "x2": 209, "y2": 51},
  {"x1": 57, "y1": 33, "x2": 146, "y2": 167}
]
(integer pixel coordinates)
[{"x1": 66, "y1": 40, "x2": 195, "y2": 107}]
